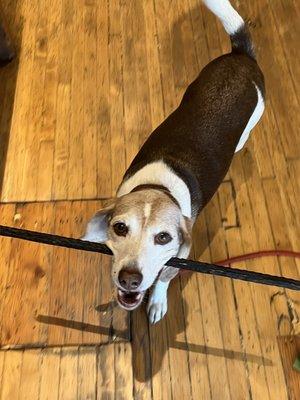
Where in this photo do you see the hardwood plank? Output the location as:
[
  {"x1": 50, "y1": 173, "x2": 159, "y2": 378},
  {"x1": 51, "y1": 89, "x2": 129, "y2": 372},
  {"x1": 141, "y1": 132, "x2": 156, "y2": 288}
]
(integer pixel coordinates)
[
  {"x1": 0, "y1": 350, "x2": 23, "y2": 400},
  {"x1": 0, "y1": 204, "x2": 15, "y2": 343},
  {"x1": 82, "y1": 4, "x2": 98, "y2": 199},
  {"x1": 130, "y1": 1, "x2": 152, "y2": 150},
  {"x1": 115, "y1": 343, "x2": 134, "y2": 400},
  {"x1": 188, "y1": 0, "x2": 210, "y2": 70},
  {"x1": 108, "y1": 0, "x2": 126, "y2": 194},
  {"x1": 131, "y1": 307, "x2": 153, "y2": 400},
  {"x1": 218, "y1": 181, "x2": 238, "y2": 229},
  {"x1": 58, "y1": 0, "x2": 73, "y2": 85},
  {"x1": 142, "y1": 0, "x2": 164, "y2": 130},
  {"x1": 121, "y1": 0, "x2": 141, "y2": 167},
  {"x1": 176, "y1": 0, "x2": 199, "y2": 84},
  {"x1": 153, "y1": 0, "x2": 177, "y2": 115},
  {"x1": 52, "y1": 84, "x2": 71, "y2": 199},
  {"x1": 19, "y1": 349, "x2": 41, "y2": 400},
  {"x1": 268, "y1": 0, "x2": 299, "y2": 95},
  {"x1": 82, "y1": 202, "x2": 110, "y2": 344},
  {"x1": 97, "y1": 344, "x2": 115, "y2": 399},
  {"x1": 149, "y1": 308, "x2": 173, "y2": 400},
  {"x1": 58, "y1": 347, "x2": 79, "y2": 400},
  {"x1": 182, "y1": 215, "x2": 212, "y2": 400},
  {"x1": 0, "y1": 351, "x2": 4, "y2": 395},
  {"x1": 39, "y1": 348, "x2": 61, "y2": 400},
  {"x1": 67, "y1": 1, "x2": 84, "y2": 199},
  {"x1": 40, "y1": 0, "x2": 71, "y2": 199},
  {"x1": 96, "y1": 1, "x2": 112, "y2": 198},
  {"x1": 167, "y1": 0, "x2": 188, "y2": 103},
  {"x1": 63, "y1": 202, "x2": 86, "y2": 345},
  {"x1": 164, "y1": 275, "x2": 193, "y2": 399},
  {"x1": 36, "y1": 0, "x2": 61, "y2": 200},
  {"x1": 180, "y1": 273, "x2": 212, "y2": 400},
  {"x1": 20, "y1": 3, "x2": 48, "y2": 201},
  {"x1": 46, "y1": 201, "x2": 72, "y2": 345},
  {"x1": 77, "y1": 346, "x2": 97, "y2": 400}
]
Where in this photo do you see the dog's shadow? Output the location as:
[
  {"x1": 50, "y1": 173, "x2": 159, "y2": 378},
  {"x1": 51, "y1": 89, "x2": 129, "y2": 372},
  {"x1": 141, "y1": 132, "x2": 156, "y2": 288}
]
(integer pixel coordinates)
[
  {"x1": 37, "y1": 285, "x2": 272, "y2": 384},
  {"x1": 0, "y1": 5, "x2": 21, "y2": 195},
  {"x1": 131, "y1": 273, "x2": 272, "y2": 383}
]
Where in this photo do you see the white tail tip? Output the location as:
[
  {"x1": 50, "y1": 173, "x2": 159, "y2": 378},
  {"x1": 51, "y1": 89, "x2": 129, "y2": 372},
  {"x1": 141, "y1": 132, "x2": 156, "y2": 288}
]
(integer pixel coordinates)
[{"x1": 203, "y1": 0, "x2": 244, "y2": 35}]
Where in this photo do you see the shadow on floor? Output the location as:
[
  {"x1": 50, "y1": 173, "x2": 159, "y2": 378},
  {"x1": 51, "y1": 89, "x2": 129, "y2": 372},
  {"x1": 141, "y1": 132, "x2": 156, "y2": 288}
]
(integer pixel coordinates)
[
  {"x1": 131, "y1": 274, "x2": 272, "y2": 383},
  {"x1": 36, "y1": 313, "x2": 128, "y2": 341},
  {"x1": 0, "y1": 4, "x2": 22, "y2": 196},
  {"x1": 35, "y1": 287, "x2": 272, "y2": 383}
]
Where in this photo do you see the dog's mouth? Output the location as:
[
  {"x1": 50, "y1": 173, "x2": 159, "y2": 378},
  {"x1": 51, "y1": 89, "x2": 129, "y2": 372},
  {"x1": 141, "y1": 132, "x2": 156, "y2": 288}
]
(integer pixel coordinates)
[{"x1": 117, "y1": 289, "x2": 145, "y2": 310}]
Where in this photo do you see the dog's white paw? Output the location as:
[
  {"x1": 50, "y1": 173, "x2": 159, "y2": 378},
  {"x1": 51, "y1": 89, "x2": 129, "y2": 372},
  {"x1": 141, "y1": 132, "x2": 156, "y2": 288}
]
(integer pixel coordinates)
[
  {"x1": 147, "y1": 296, "x2": 168, "y2": 324},
  {"x1": 147, "y1": 281, "x2": 168, "y2": 324}
]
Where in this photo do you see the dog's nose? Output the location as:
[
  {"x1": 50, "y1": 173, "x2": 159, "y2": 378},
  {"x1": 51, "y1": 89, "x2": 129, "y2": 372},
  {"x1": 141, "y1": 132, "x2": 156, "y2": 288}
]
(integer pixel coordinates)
[{"x1": 118, "y1": 268, "x2": 143, "y2": 291}]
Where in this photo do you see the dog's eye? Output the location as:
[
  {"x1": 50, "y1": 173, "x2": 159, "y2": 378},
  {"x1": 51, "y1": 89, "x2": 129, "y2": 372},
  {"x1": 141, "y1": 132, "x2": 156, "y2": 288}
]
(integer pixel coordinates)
[
  {"x1": 113, "y1": 222, "x2": 128, "y2": 237},
  {"x1": 155, "y1": 232, "x2": 172, "y2": 245}
]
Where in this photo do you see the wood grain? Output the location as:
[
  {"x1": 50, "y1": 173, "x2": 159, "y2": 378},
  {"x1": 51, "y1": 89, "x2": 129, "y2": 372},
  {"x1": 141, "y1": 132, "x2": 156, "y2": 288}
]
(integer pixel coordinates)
[{"x1": 0, "y1": 201, "x2": 129, "y2": 347}]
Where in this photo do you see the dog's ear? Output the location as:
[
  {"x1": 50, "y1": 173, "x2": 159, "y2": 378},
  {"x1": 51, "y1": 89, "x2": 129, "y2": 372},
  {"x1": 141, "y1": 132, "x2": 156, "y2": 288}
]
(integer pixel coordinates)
[
  {"x1": 81, "y1": 201, "x2": 116, "y2": 243},
  {"x1": 177, "y1": 215, "x2": 193, "y2": 259}
]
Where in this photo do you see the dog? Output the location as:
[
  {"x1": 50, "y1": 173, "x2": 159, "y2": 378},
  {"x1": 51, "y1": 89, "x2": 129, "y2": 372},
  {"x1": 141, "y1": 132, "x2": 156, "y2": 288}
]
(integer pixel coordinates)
[{"x1": 82, "y1": 0, "x2": 265, "y2": 324}]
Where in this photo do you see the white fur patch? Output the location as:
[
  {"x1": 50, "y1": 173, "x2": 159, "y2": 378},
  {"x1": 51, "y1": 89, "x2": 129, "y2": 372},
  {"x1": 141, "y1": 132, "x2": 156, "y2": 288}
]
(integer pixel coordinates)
[
  {"x1": 235, "y1": 84, "x2": 265, "y2": 152},
  {"x1": 203, "y1": 0, "x2": 244, "y2": 35},
  {"x1": 117, "y1": 161, "x2": 192, "y2": 218}
]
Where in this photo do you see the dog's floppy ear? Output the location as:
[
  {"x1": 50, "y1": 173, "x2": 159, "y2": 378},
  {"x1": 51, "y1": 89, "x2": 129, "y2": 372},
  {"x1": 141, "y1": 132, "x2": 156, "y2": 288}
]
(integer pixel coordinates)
[
  {"x1": 177, "y1": 215, "x2": 193, "y2": 259},
  {"x1": 81, "y1": 201, "x2": 116, "y2": 243}
]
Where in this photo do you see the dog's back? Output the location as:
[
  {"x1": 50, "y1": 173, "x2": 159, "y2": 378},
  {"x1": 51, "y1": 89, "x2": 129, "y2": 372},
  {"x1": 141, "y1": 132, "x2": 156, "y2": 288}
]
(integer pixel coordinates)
[{"x1": 123, "y1": 0, "x2": 265, "y2": 216}]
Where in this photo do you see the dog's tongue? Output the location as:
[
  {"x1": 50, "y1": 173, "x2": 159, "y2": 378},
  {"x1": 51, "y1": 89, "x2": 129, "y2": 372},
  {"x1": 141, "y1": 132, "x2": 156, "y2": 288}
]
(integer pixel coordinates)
[
  {"x1": 121, "y1": 292, "x2": 139, "y2": 304},
  {"x1": 117, "y1": 289, "x2": 144, "y2": 309}
]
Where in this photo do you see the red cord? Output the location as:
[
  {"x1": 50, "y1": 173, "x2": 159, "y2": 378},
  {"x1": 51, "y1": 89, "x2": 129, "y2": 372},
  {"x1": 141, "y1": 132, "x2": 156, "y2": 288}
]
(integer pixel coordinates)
[
  {"x1": 180, "y1": 249, "x2": 300, "y2": 275},
  {"x1": 215, "y1": 250, "x2": 300, "y2": 266}
]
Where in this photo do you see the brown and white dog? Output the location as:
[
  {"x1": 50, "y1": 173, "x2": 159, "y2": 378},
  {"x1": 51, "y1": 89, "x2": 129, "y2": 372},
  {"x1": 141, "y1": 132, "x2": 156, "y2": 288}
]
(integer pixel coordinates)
[{"x1": 82, "y1": 0, "x2": 265, "y2": 323}]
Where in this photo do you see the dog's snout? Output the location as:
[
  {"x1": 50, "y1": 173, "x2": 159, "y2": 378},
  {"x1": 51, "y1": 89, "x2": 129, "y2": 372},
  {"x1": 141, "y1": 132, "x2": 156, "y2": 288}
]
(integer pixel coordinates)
[{"x1": 118, "y1": 268, "x2": 143, "y2": 291}]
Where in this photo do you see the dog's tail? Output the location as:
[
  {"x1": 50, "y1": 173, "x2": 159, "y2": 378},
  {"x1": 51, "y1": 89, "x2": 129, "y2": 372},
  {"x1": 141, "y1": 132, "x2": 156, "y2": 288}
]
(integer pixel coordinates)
[{"x1": 203, "y1": 0, "x2": 255, "y2": 59}]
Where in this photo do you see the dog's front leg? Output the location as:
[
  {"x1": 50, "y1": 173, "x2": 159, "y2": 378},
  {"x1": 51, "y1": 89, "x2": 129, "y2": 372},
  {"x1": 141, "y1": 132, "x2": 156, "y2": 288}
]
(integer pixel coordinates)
[{"x1": 147, "y1": 266, "x2": 179, "y2": 324}]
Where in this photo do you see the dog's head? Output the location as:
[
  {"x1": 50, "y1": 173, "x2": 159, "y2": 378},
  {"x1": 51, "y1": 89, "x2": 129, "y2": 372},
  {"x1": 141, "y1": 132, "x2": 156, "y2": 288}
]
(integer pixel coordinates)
[{"x1": 82, "y1": 189, "x2": 192, "y2": 310}]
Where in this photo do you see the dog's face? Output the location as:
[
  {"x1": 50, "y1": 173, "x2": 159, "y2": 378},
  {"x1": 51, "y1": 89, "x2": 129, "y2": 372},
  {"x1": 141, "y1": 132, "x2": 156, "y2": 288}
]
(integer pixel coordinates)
[{"x1": 82, "y1": 190, "x2": 192, "y2": 310}]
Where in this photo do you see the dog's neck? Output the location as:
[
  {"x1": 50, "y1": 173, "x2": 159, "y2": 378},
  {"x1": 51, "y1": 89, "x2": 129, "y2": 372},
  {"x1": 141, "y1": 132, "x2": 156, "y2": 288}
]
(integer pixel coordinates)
[{"x1": 117, "y1": 160, "x2": 192, "y2": 218}]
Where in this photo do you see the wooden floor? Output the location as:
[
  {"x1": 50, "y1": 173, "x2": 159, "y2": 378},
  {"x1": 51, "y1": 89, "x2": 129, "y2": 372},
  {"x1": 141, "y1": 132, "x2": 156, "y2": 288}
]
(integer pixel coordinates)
[{"x1": 0, "y1": 0, "x2": 299, "y2": 399}]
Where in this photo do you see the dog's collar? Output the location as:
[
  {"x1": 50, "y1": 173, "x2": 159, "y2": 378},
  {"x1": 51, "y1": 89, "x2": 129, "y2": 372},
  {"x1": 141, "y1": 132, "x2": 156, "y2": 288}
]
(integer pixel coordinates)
[{"x1": 130, "y1": 184, "x2": 181, "y2": 210}]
